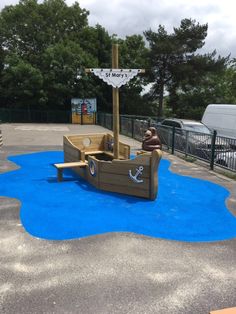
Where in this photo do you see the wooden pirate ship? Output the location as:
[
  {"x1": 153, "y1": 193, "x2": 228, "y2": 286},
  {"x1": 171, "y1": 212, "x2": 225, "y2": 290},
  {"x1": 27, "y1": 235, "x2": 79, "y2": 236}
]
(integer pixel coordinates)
[{"x1": 54, "y1": 44, "x2": 162, "y2": 200}]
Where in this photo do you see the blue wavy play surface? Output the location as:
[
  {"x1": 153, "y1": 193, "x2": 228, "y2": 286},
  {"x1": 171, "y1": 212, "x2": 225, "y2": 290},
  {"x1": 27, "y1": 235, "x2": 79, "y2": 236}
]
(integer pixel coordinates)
[{"x1": 0, "y1": 151, "x2": 236, "y2": 242}]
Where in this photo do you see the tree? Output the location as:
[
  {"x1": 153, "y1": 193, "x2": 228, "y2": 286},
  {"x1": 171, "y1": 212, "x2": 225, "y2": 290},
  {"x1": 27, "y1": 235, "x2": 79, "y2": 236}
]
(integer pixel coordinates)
[
  {"x1": 1, "y1": 1, "x2": 234, "y2": 119},
  {"x1": 0, "y1": 0, "x2": 114, "y2": 111},
  {"x1": 144, "y1": 19, "x2": 208, "y2": 118},
  {"x1": 0, "y1": 0, "x2": 92, "y2": 110},
  {"x1": 77, "y1": 24, "x2": 114, "y2": 112},
  {"x1": 0, "y1": 0, "x2": 89, "y2": 64},
  {"x1": 117, "y1": 35, "x2": 149, "y2": 114},
  {"x1": 41, "y1": 40, "x2": 97, "y2": 109},
  {"x1": 1, "y1": 54, "x2": 44, "y2": 119},
  {"x1": 224, "y1": 59, "x2": 236, "y2": 102},
  {"x1": 166, "y1": 51, "x2": 228, "y2": 118}
]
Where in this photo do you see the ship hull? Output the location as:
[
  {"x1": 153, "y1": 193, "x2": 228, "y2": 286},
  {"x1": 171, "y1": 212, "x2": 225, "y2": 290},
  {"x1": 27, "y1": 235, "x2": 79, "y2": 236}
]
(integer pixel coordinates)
[{"x1": 63, "y1": 134, "x2": 162, "y2": 200}]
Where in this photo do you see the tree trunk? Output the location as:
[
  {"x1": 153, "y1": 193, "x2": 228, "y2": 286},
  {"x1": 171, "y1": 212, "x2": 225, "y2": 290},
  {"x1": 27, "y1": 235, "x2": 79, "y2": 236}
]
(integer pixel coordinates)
[
  {"x1": 169, "y1": 84, "x2": 178, "y2": 114},
  {"x1": 158, "y1": 82, "x2": 164, "y2": 118}
]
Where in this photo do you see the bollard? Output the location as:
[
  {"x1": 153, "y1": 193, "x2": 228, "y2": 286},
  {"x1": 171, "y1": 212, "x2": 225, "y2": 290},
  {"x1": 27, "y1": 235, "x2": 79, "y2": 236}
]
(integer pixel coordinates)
[
  {"x1": 0, "y1": 129, "x2": 2, "y2": 147},
  {"x1": 171, "y1": 126, "x2": 176, "y2": 154},
  {"x1": 210, "y1": 130, "x2": 217, "y2": 170}
]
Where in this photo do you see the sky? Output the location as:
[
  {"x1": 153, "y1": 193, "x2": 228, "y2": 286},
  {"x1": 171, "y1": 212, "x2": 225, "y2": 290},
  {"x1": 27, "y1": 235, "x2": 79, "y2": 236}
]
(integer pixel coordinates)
[{"x1": 1, "y1": 0, "x2": 236, "y2": 58}]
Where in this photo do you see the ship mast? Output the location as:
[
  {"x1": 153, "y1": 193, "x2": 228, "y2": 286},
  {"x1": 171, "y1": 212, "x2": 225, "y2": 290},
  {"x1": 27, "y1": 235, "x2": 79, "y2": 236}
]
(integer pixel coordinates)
[
  {"x1": 112, "y1": 44, "x2": 120, "y2": 159},
  {"x1": 85, "y1": 44, "x2": 144, "y2": 160}
]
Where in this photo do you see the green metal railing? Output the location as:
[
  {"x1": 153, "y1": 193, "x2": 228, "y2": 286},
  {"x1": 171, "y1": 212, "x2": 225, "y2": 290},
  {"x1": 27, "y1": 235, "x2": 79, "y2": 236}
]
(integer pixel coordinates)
[
  {"x1": 97, "y1": 112, "x2": 236, "y2": 172},
  {"x1": 0, "y1": 108, "x2": 71, "y2": 123}
]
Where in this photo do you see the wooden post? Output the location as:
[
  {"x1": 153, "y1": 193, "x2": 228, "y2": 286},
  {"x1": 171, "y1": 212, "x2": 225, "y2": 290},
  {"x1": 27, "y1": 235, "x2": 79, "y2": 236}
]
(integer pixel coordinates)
[
  {"x1": 112, "y1": 44, "x2": 120, "y2": 159},
  {"x1": 85, "y1": 48, "x2": 145, "y2": 160},
  {"x1": 57, "y1": 169, "x2": 63, "y2": 182}
]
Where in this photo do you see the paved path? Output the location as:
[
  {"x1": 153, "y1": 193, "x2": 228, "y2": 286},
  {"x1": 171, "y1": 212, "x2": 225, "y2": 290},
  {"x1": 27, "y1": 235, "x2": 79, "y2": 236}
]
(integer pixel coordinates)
[{"x1": 0, "y1": 123, "x2": 236, "y2": 314}]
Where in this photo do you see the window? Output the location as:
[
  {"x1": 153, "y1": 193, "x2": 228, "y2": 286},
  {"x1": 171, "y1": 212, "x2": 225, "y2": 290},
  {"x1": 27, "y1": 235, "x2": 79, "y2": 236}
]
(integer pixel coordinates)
[{"x1": 162, "y1": 120, "x2": 181, "y2": 128}]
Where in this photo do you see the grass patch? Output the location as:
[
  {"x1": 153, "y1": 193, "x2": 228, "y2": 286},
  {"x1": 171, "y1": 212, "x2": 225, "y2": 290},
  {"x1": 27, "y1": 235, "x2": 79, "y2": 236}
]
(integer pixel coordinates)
[
  {"x1": 218, "y1": 171, "x2": 236, "y2": 180},
  {"x1": 184, "y1": 156, "x2": 197, "y2": 163}
]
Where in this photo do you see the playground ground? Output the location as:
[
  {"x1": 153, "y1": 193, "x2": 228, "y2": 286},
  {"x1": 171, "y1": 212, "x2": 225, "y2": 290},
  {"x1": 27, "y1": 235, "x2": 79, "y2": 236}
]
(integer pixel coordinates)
[{"x1": 0, "y1": 123, "x2": 236, "y2": 314}]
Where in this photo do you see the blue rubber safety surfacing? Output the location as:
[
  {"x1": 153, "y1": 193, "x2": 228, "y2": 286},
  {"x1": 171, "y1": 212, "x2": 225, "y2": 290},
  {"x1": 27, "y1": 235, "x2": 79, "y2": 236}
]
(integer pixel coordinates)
[{"x1": 0, "y1": 151, "x2": 236, "y2": 242}]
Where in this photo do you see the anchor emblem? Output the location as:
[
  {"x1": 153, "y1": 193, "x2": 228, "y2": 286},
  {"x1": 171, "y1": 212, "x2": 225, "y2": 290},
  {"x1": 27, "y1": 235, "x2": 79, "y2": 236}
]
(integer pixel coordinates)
[{"x1": 128, "y1": 166, "x2": 144, "y2": 183}]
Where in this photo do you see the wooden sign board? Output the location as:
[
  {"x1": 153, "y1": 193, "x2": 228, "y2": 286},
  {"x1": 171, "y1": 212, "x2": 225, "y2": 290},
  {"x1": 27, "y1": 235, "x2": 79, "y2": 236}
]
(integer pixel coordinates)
[{"x1": 71, "y1": 98, "x2": 97, "y2": 124}]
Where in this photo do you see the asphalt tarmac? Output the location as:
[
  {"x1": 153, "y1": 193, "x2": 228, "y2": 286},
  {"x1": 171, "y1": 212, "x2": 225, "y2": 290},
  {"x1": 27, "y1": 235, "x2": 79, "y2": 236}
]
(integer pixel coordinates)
[{"x1": 0, "y1": 123, "x2": 236, "y2": 314}]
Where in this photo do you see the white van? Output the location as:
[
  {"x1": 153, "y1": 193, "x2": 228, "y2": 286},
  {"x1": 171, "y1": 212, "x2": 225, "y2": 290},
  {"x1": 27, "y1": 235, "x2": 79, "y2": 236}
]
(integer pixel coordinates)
[{"x1": 202, "y1": 104, "x2": 236, "y2": 138}]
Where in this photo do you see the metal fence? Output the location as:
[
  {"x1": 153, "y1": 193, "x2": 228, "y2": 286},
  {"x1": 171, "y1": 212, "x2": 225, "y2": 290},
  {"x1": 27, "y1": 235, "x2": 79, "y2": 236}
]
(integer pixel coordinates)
[
  {"x1": 97, "y1": 112, "x2": 236, "y2": 172},
  {"x1": 155, "y1": 125, "x2": 236, "y2": 171},
  {"x1": 0, "y1": 108, "x2": 71, "y2": 123},
  {"x1": 98, "y1": 112, "x2": 152, "y2": 139}
]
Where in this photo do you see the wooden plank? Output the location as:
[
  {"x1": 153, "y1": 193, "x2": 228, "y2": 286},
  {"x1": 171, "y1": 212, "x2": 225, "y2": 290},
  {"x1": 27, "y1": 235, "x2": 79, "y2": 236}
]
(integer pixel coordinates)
[
  {"x1": 64, "y1": 142, "x2": 80, "y2": 154},
  {"x1": 80, "y1": 150, "x2": 104, "y2": 162},
  {"x1": 123, "y1": 146, "x2": 130, "y2": 159},
  {"x1": 68, "y1": 135, "x2": 104, "y2": 142},
  {"x1": 54, "y1": 161, "x2": 87, "y2": 169},
  {"x1": 66, "y1": 134, "x2": 105, "y2": 151},
  {"x1": 210, "y1": 308, "x2": 236, "y2": 314},
  {"x1": 69, "y1": 143, "x2": 103, "y2": 150},
  {"x1": 63, "y1": 143, "x2": 80, "y2": 162},
  {"x1": 70, "y1": 139, "x2": 103, "y2": 146},
  {"x1": 65, "y1": 134, "x2": 130, "y2": 160},
  {"x1": 99, "y1": 172, "x2": 150, "y2": 190},
  {"x1": 69, "y1": 164, "x2": 87, "y2": 180},
  {"x1": 67, "y1": 133, "x2": 106, "y2": 140},
  {"x1": 111, "y1": 154, "x2": 151, "y2": 166},
  {"x1": 150, "y1": 149, "x2": 162, "y2": 200},
  {"x1": 53, "y1": 161, "x2": 87, "y2": 182},
  {"x1": 64, "y1": 136, "x2": 80, "y2": 151},
  {"x1": 103, "y1": 151, "x2": 127, "y2": 159},
  {"x1": 57, "y1": 168, "x2": 63, "y2": 182},
  {"x1": 100, "y1": 162, "x2": 150, "y2": 178},
  {"x1": 100, "y1": 182, "x2": 149, "y2": 198},
  {"x1": 84, "y1": 150, "x2": 104, "y2": 155}
]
